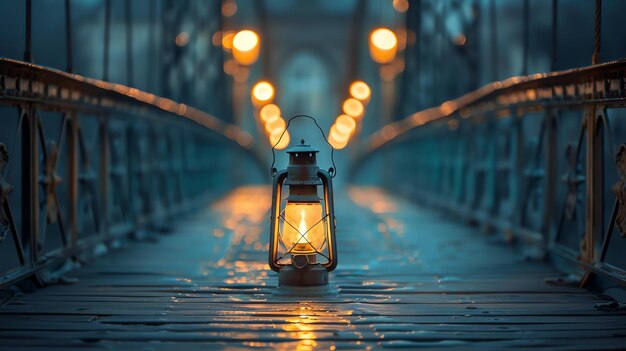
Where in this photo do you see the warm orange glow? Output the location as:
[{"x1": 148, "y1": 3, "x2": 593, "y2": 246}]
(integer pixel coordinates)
[
  {"x1": 270, "y1": 130, "x2": 290, "y2": 149},
  {"x1": 342, "y1": 98, "x2": 364, "y2": 119},
  {"x1": 232, "y1": 30, "x2": 260, "y2": 66},
  {"x1": 265, "y1": 115, "x2": 286, "y2": 135},
  {"x1": 380, "y1": 64, "x2": 396, "y2": 81},
  {"x1": 328, "y1": 131, "x2": 349, "y2": 149},
  {"x1": 348, "y1": 187, "x2": 398, "y2": 214},
  {"x1": 233, "y1": 30, "x2": 258, "y2": 52},
  {"x1": 393, "y1": 0, "x2": 409, "y2": 12},
  {"x1": 251, "y1": 81, "x2": 274, "y2": 106},
  {"x1": 221, "y1": 0, "x2": 237, "y2": 17},
  {"x1": 454, "y1": 33, "x2": 467, "y2": 46},
  {"x1": 223, "y1": 59, "x2": 237, "y2": 75},
  {"x1": 259, "y1": 103, "x2": 281, "y2": 123},
  {"x1": 211, "y1": 31, "x2": 222, "y2": 47},
  {"x1": 221, "y1": 31, "x2": 235, "y2": 50},
  {"x1": 349, "y1": 80, "x2": 371, "y2": 104},
  {"x1": 369, "y1": 28, "x2": 398, "y2": 64},
  {"x1": 282, "y1": 202, "x2": 325, "y2": 253},
  {"x1": 440, "y1": 100, "x2": 458, "y2": 116},
  {"x1": 396, "y1": 28, "x2": 408, "y2": 50},
  {"x1": 381, "y1": 124, "x2": 398, "y2": 141},
  {"x1": 330, "y1": 125, "x2": 350, "y2": 143},
  {"x1": 233, "y1": 66, "x2": 250, "y2": 82},
  {"x1": 335, "y1": 114, "x2": 356, "y2": 135},
  {"x1": 175, "y1": 32, "x2": 189, "y2": 47}
]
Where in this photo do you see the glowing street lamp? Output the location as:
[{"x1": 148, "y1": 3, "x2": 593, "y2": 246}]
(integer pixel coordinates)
[
  {"x1": 260, "y1": 103, "x2": 281, "y2": 123},
  {"x1": 334, "y1": 115, "x2": 356, "y2": 136},
  {"x1": 264, "y1": 115, "x2": 286, "y2": 135},
  {"x1": 269, "y1": 130, "x2": 290, "y2": 150},
  {"x1": 269, "y1": 139, "x2": 337, "y2": 286},
  {"x1": 342, "y1": 98, "x2": 364, "y2": 120},
  {"x1": 251, "y1": 81, "x2": 274, "y2": 107},
  {"x1": 328, "y1": 127, "x2": 350, "y2": 150},
  {"x1": 349, "y1": 81, "x2": 371, "y2": 105},
  {"x1": 232, "y1": 30, "x2": 260, "y2": 66},
  {"x1": 369, "y1": 28, "x2": 398, "y2": 64}
]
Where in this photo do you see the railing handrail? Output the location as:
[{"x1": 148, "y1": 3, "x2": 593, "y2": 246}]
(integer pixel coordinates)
[
  {"x1": 351, "y1": 57, "x2": 626, "y2": 288},
  {"x1": 0, "y1": 58, "x2": 254, "y2": 152},
  {"x1": 0, "y1": 58, "x2": 263, "y2": 289},
  {"x1": 356, "y1": 58, "x2": 626, "y2": 159}
]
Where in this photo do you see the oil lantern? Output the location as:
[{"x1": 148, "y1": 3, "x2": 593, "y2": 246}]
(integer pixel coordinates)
[{"x1": 269, "y1": 139, "x2": 337, "y2": 286}]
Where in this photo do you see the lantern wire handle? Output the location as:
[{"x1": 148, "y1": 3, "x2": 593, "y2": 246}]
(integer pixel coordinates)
[{"x1": 270, "y1": 114, "x2": 337, "y2": 178}]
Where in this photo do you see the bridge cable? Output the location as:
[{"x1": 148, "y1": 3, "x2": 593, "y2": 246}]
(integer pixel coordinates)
[{"x1": 592, "y1": 0, "x2": 602, "y2": 65}]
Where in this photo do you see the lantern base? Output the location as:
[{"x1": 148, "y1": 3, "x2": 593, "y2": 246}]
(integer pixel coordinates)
[{"x1": 278, "y1": 264, "x2": 328, "y2": 287}]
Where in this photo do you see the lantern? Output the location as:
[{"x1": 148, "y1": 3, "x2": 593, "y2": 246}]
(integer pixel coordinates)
[{"x1": 269, "y1": 139, "x2": 337, "y2": 286}]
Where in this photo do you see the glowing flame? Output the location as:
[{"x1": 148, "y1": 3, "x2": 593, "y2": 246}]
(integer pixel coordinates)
[{"x1": 298, "y1": 209, "x2": 307, "y2": 243}]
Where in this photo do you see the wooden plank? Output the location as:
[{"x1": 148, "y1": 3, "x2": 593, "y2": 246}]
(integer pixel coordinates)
[{"x1": 0, "y1": 186, "x2": 625, "y2": 350}]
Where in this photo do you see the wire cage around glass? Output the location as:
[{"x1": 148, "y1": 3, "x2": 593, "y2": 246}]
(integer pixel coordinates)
[
  {"x1": 279, "y1": 191, "x2": 329, "y2": 262},
  {"x1": 269, "y1": 140, "x2": 337, "y2": 286}
]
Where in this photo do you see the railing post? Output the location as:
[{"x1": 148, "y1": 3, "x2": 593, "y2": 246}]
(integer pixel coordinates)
[
  {"x1": 543, "y1": 110, "x2": 558, "y2": 248},
  {"x1": 513, "y1": 111, "x2": 525, "y2": 232},
  {"x1": 67, "y1": 112, "x2": 79, "y2": 257},
  {"x1": 99, "y1": 117, "x2": 109, "y2": 239},
  {"x1": 126, "y1": 125, "x2": 137, "y2": 228},
  {"x1": 488, "y1": 115, "x2": 498, "y2": 224},
  {"x1": 583, "y1": 106, "x2": 604, "y2": 272},
  {"x1": 21, "y1": 106, "x2": 39, "y2": 266}
]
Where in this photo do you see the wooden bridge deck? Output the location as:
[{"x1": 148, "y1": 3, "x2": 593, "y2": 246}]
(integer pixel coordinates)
[{"x1": 1, "y1": 186, "x2": 625, "y2": 350}]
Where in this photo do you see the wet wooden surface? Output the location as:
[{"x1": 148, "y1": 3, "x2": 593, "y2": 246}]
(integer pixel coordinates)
[{"x1": 1, "y1": 186, "x2": 626, "y2": 350}]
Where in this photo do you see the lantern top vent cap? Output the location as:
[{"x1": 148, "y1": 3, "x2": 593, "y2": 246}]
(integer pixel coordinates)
[{"x1": 286, "y1": 139, "x2": 319, "y2": 154}]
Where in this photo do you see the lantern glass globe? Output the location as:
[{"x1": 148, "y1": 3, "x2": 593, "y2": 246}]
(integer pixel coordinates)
[{"x1": 281, "y1": 202, "x2": 326, "y2": 254}]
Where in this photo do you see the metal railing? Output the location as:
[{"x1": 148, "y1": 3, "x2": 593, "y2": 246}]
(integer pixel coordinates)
[
  {"x1": 0, "y1": 58, "x2": 262, "y2": 289},
  {"x1": 351, "y1": 58, "x2": 626, "y2": 286}
]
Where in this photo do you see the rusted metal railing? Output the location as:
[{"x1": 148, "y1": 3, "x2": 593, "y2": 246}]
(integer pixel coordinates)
[
  {"x1": 351, "y1": 58, "x2": 626, "y2": 286},
  {"x1": 0, "y1": 58, "x2": 261, "y2": 289}
]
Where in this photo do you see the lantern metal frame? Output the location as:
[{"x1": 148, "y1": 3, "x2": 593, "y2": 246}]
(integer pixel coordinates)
[
  {"x1": 267, "y1": 115, "x2": 338, "y2": 286},
  {"x1": 268, "y1": 168, "x2": 337, "y2": 272}
]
